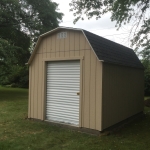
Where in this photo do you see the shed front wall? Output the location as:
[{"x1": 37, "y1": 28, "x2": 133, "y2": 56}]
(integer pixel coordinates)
[
  {"x1": 28, "y1": 29, "x2": 103, "y2": 131},
  {"x1": 102, "y1": 63, "x2": 144, "y2": 130}
]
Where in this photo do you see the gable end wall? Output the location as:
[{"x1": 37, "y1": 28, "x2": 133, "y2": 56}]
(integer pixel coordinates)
[{"x1": 28, "y1": 29, "x2": 103, "y2": 131}]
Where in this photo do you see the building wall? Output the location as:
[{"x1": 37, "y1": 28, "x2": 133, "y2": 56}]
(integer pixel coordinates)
[
  {"x1": 102, "y1": 63, "x2": 144, "y2": 130},
  {"x1": 28, "y1": 29, "x2": 103, "y2": 131}
]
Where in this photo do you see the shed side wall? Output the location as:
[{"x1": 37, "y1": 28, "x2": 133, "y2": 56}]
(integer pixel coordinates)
[
  {"x1": 102, "y1": 63, "x2": 144, "y2": 130},
  {"x1": 28, "y1": 30, "x2": 103, "y2": 131}
]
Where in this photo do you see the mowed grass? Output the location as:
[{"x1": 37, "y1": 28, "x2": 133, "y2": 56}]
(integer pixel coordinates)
[{"x1": 0, "y1": 86, "x2": 150, "y2": 150}]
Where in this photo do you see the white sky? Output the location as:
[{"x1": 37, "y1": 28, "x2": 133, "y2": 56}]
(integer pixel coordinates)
[{"x1": 53, "y1": 0, "x2": 133, "y2": 48}]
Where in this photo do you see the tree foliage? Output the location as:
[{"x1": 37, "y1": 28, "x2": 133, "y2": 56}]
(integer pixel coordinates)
[
  {"x1": 142, "y1": 59, "x2": 150, "y2": 95},
  {"x1": 70, "y1": 0, "x2": 150, "y2": 95},
  {"x1": 70, "y1": 0, "x2": 150, "y2": 58},
  {"x1": 0, "y1": 0, "x2": 63, "y2": 87}
]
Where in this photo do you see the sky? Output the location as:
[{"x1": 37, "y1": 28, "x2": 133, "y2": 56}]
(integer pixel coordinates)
[{"x1": 53, "y1": 0, "x2": 133, "y2": 48}]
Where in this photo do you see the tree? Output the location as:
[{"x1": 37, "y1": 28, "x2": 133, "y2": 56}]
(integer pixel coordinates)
[
  {"x1": 0, "y1": 0, "x2": 63, "y2": 87},
  {"x1": 70, "y1": 0, "x2": 150, "y2": 59}
]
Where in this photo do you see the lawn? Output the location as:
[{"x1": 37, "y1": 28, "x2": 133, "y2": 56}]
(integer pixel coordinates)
[{"x1": 0, "y1": 86, "x2": 150, "y2": 150}]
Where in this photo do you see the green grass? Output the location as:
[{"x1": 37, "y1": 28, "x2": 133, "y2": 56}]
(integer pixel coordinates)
[{"x1": 0, "y1": 86, "x2": 150, "y2": 150}]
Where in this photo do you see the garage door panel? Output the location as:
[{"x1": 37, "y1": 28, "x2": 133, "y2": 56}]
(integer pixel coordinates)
[
  {"x1": 47, "y1": 87, "x2": 79, "y2": 90},
  {"x1": 47, "y1": 110, "x2": 79, "y2": 116},
  {"x1": 47, "y1": 91, "x2": 79, "y2": 95},
  {"x1": 47, "y1": 107, "x2": 79, "y2": 112},
  {"x1": 46, "y1": 97, "x2": 79, "y2": 102},
  {"x1": 46, "y1": 60, "x2": 80, "y2": 126},
  {"x1": 47, "y1": 101, "x2": 79, "y2": 106},
  {"x1": 47, "y1": 102, "x2": 79, "y2": 109},
  {"x1": 47, "y1": 113, "x2": 79, "y2": 119},
  {"x1": 47, "y1": 116, "x2": 78, "y2": 125},
  {"x1": 46, "y1": 104, "x2": 79, "y2": 109},
  {"x1": 48, "y1": 89, "x2": 79, "y2": 92}
]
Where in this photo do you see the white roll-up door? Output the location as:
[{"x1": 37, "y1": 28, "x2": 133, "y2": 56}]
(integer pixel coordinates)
[{"x1": 46, "y1": 60, "x2": 80, "y2": 126}]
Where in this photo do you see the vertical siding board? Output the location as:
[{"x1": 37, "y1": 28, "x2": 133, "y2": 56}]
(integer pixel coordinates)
[
  {"x1": 56, "y1": 33, "x2": 60, "y2": 57},
  {"x1": 37, "y1": 54, "x2": 42, "y2": 119},
  {"x1": 64, "y1": 31, "x2": 70, "y2": 57},
  {"x1": 79, "y1": 32, "x2": 86, "y2": 127},
  {"x1": 81, "y1": 56, "x2": 85, "y2": 127},
  {"x1": 40, "y1": 41, "x2": 44, "y2": 120},
  {"x1": 28, "y1": 66, "x2": 31, "y2": 118},
  {"x1": 83, "y1": 49, "x2": 91, "y2": 128},
  {"x1": 89, "y1": 51, "x2": 96, "y2": 129},
  {"x1": 102, "y1": 65, "x2": 107, "y2": 128},
  {"x1": 84, "y1": 40, "x2": 93, "y2": 128},
  {"x1": 32, "y1": 56, "x2": 38, "y2": 119},
  {"x1": 42, "y1": 61, "x2": 46, "y2": 120},
  {"x1": 95, "y1": 61, "x2": 102, "y2": 130},
  {"x1": 79, "y1": 59, "x2": 83, "y2": 127},
  {"x1": 60, "y1": 38, "x2": 65, "y2": 57},
  {"x1": 74, "y1": 31, "x2": 80, "y2": 56},
  {"x1": 42, "y1": 40, "x2": 47, "y2": 120},
  {"x1": 47, "y1": 36, "x2": 51, "y2": 58},
  {"x1": 43, "y1": 38, "x2": 47, "y2": 54},
  {"x1": 31, "y1": 61, "x2": 35, "y2": 118},
  {"x1": 36, "y1": 54, "x2": 40, "y2": 119},
  {"x1": 51, "y1": 34, "x2": 56, "y2": 58},
  {"x1": 35, "y1": 41, "x2": 44, "y2": 120},
  {"x1": 69, "y1": 31, "x2": 75, "y2": 57}
]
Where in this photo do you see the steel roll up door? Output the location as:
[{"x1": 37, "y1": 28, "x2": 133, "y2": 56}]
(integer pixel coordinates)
[{"x1": 46, "y1": 60, "x2": 80, "y2": 126}]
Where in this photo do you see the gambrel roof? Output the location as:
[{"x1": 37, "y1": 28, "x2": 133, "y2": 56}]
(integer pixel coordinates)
[
  {"x1": 28, "y1": 27, "x2": 143, "y2": 69},
  {"x1": 83, "y1": 30, "x2": 143, "y2": 69}
]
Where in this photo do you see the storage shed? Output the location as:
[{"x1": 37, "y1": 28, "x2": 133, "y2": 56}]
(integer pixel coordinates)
[{"x1": 28, "y1": 27, "x2": 144, "y2": 131}]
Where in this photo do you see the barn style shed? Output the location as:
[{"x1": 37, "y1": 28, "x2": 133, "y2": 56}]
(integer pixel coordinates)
[{"x1": 28, "y1": 27, "x2": 144, "y2": 131}]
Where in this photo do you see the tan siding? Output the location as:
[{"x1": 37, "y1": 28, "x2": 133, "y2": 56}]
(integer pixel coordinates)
[
  {"x1": 56, "y1": 33, "x2": 60, "y2": 57},
  {"x1": 37, "y1": 54, "x2": 43, "y2": 119},
  {"x1": 74, "y1": 31, "x2": 80, "y2": 56},
  {"x1": 69, "y1": 31, "x2": 75, "y2": 56},
  {"x1": 60, "y1": 34, "x2": 65, "y2": 57},
  {"x1": 64, "y1": 30, "x2": 70, "y2": 57},
  {"x1": 42, "y1": 61, "x2": 46, "y2": 120},
  {"x1": 28, "y1": 66, "x2": 31, "y2": 118},
  {"x1": 34, "y1": 55, "x2": 39, "y2": 119},
  {"x1": 30, "y1": 62, "x2": 34, "y2": 118},
  {"x1": 29, "y1": 29, "x2": 103, "y2": 130},
  {"x1": 51, "y1": 34, "x2": 56, "y2": 58},
  {"x1": 102, "y1": 63, "x2": 144, "y2": 130},
  {"x1": 30, "y1": 60, "x2": 34, "y2": 118},
  {"x1": 96, "y1": 61, "x2": 102, "y2": 130},
  {"x1": 43, "y1": 37, "x2": 47, "y2": 54},
  {"x1": 30, "y1": 55, "x2": 38, "y2": 118},
  {"x1": 79, "y1": 32, "x2": 85, "y2": 126},
  {"x1": 47, "y1": 36, "x2": 51, "y2": 58},
  {"x1": 83, "y1": 50, "x2": 91, "y2": 128},
  {"x1": 89, "y1": 50, "x2": 96, "y2": 129}
]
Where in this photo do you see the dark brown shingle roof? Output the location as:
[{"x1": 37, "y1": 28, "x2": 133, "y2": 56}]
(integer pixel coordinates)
[{"x1": 83, "y1": 30, "x2": 144, "y2": 69}]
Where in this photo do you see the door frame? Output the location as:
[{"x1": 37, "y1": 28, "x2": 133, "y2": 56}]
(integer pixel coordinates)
[{"x1": 42, "y1": 56, "x2": 84, "y2": 127}]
